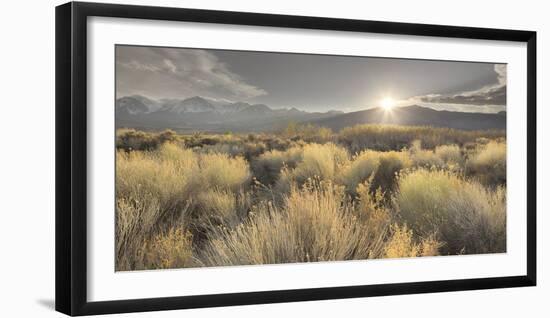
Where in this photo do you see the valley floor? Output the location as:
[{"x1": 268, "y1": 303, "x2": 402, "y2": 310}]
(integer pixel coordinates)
[{"x1": 115, "y1": 124, "x2": 506, "y2": 271}]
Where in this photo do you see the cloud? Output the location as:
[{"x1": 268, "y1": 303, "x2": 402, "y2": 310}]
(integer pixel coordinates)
[
  {"x1": 116, "y1": 46, "x2": 267, "y2": 100},
  {"x1": 411, "y1": 64, "x2": 507, "y2": 107}
]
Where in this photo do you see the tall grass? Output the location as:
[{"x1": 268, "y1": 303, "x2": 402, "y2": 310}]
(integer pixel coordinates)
[
  {"x1": 251, "y1": 146, "x2": 304, "y2": 185},
  {"x1": 339, "y1": 150, "x2": 411, "y2": 194},
  {"x1": 116, "y1": 128, "x2": 178, "y2": 151},
  {"x1": 339, "y1": 124, "x2": 505, "y2": 153},
  {"x1": 115, "y1": 126, "x2": 507, "y2": 270},
  {"x1": 466, "y1": 141, "x2": 506, "y2": 186},
  {"x1": 395, "y1": 169, "x2": 506, "y2": 254},
  {"x1": 275, "y1": 143, "x2": 349, "y2": 194},
  {"x1": 115, "y1": 142, "x2": 252, "y2": 270},
  {"x1": 197, "y1": 181, "x2": 388, "y2": 266}
]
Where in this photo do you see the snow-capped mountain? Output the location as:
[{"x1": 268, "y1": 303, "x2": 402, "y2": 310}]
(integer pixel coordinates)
[
  {"x1": 115, "y1": 95, "x2": 161, "y2": 115},
  {"x1": 115, "y1": 95, "x2": 344, "y2": 132},
  {"x1": 158, "y1": 96, "x2": 217, "y2": 114}
]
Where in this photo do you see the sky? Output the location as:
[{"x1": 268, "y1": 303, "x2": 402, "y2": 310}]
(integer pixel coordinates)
[{"x1": 116, "y1": 45, "x2": 506, "y2": 113}]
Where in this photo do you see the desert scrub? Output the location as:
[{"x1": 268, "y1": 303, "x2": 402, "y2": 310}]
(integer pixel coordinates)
[
  {"x1": 466, "y1": 141, "x2": 506, "y2": 186},
  {"x1": 276, "y1": 143, "x2": 349, "y2": 192},
  {"x1": 116, "y1": 145, "x2": 198, "y2": 215},
  {"x1": 338, "y1": 124, "x2": 505, "y2": 153},
  {"x1": 435, "y1": 144, "x2": 463, "y2": 166},
  {"x1": 197, "y1": 181, "x2": 389, "y2": 266},
  {"x1": 383, "y1": 224, "x2": 441, "y2": 258},
  {"x1": 339, "y1": 150, "x2": 411, "y2": 195},
  {"x1": 116, "y1": 128, "x2": 178, "y2": 151},
  {"x1": 198, "y1": 152, "x2": 251, "y2": 191},
  {"x1": 194, "y1": 189, "x2": 252, "y2": 228},
  {"x1": 394, "y1": 169, "x2": 506, "y2": 254},
  {"x1": 281, "y1": 122, "x2": 334, "y2": 144},
  {"x1": 408, "y1": 140, "x2": 444, "y2": 169},
  {"x1": 138, "y1": 227, "x2": 194, "y2": 270},
  {"x1": 251, "y1": 146, "x2": 304, "y2": 185},
  {"x1": 116, "y1": 195, "x2": 162, "y2": 271}
]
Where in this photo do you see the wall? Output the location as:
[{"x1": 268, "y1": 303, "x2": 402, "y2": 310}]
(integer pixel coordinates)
[{"x1": 0, "y1": 0, "x2": 547, "y2": 316}]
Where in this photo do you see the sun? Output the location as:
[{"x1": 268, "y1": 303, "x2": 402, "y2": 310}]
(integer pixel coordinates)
[{"x1": 380, "y1": 97, "x2": 396, "y2": 110}]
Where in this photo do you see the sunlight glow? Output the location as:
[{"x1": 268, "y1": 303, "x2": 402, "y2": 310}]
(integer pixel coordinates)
[{"x1": 380, "y1": 97, "x2": 396, "y2": 110}]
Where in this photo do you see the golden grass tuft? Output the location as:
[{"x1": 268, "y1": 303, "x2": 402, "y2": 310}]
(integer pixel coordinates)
[
  {"x1": 466, "y1": 141, "x2": 506, "y2": 186},
  {"x1": 395, "y1": 169, "x2": 506, "y2": 254},
  {"x1": 197, "y1": 181, "x2": 390, "y2": 266}
]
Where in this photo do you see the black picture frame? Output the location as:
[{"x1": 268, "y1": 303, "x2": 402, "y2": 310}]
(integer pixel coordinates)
[{"x1": 55, "y1": 1, "x2": 537, "y2": 316}]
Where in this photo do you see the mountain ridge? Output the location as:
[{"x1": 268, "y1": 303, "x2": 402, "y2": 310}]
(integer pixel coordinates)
[
  {"x1": 115, "y1": 95, "x2": 506, "y2": 132},
  {"x1": 310, "y1": 105, "x2": 506, "y2": 131}
]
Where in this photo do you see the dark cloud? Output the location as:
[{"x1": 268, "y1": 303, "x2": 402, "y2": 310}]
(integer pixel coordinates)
[
  {"x1": 419, "y1": 84, "x2": 506, "y2": 106},
  {"x1": 415, "y1": 65, "x2": 506, "y2": 106}
]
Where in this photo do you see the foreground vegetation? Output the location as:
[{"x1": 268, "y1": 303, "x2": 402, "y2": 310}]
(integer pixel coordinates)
[{"x1": 115, "y1": 124, "x2": 506, "y2": 271}]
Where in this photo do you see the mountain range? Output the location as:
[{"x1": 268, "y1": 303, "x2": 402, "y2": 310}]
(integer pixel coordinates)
[{"x1": 116, "y1": 95, "x2": 506, "y2": 132}]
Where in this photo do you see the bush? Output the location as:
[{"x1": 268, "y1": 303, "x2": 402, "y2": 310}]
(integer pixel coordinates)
[
  {"x1": 116, "y1": 146, "x2": 198, "y2": 215},
  {"x1": 466, "y1": 141, "x2": 506, "y2": 186},
  {"x1": 274, "y1": 143, "x2": 349, "y2": 195},
  {"x1": 139, "y1": 227, "x2": 194, "y2": 270},
  {"x1": 294, "y1": 143, "x2": 348, "y2": 181},
  {"x1": 251, "y1": 147, "x2": 304, "y2": 185},
  {"x1": 383, "y1": 224, "x2": 441, "y2": 258},
  {"x1": 116, "y1": 129, "x2": 178, "y2": 151},
  {"x1": 198, "y1": 153, "x2": 251, "y2": 191},
  {"x1": 338, "y1": 124, "x2": 505, "y2": 153},
  {"x1": 116, "y1": 195, "x2": 163, "y2": 271},
  {"x1": 408, "y1": 140, "x2": 444, "y2": 169},
  {"x1": 197, "y1": 181, "x2": 390, "y2": 266},
  {"x1": 435, "y1": 144, "x2": 463, "y2": 165},
  {"x1": 281, "y1": 122, "x2": 334, "y2": 144},
  {"x1": 340, "y1": 150, "x2": 411, "y2": 195},
  {"x1": 115, "y1": 127, "x2": 507, "y2": 270},
  {"x1": 395, "y1": 169, "x2": 506, "y2": 254}
]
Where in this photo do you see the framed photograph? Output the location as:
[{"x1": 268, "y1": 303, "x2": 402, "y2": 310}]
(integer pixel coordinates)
[{"x1": 55, "y1": 1, "x2": 536, "y2": 316}]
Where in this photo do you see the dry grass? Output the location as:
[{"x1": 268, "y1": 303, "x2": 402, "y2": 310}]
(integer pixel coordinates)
[
  {"x1": 275, "y1": 143, "x2": 349, "y2": 193},
  {"x1": 466, "y1": 141, "x2": 506, "y2": 186},
  {"x1": 395, "y1": 169, "x2": 506, "y2": 254},
  {"x1": 339, "y1": 150, "x2": 411, "y2": 195},
  {"x1": 115, "y1": 125, "x2": 507, "y2": 270},
  {"x1": 251, "y1": 146, "x2": 304, "y2": 184},
  {"x1": 115, "y1": 142, "x2": 251, "y2": 270},
  {"x1": 384, "y1": 224, "x2": 441, "y2": 258},
  {"x1": 339, "y1": 124, "x2": 505, "y2": 153},
  {"x1": 139, "y1": 227, "x2": 194, "y2": 270},
  {"x1": 197, "y1": 181, "x2": 390, "y2": 266}
]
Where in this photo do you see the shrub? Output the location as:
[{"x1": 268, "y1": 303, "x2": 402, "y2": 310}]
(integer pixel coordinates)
[
  {"x1": 197, "y1": 181, "x2": 389, "y2": 266},
  {"x1": 339, "y1": 152, "x2": 380, "y2": 194},
  {"x1": 281, "y1": 123, "x2": 334, "y2": 143},
  {"x1": 435, "y1": 144, "x2": 463, "y2": 165},
  {"x1": 139, "y1": 227, "x2": 194, "y2": 270},
  {"x1": 116, "y1": 129, "x2": 178, "y2": 151},
  {"x1": 383, "y1": 224, "x2": 441, "y2": 258},
  {"x1": 198, "y1": 153, "x2": 251, "y2": 191},
  {"x1": 252, "y1": 147, "x2": 304, "y2": 185},
  {"x1": 338, "y1": 124, "x2": 505, "y2": 153},
  {"x1": 371, "y1": 152, "x2": 411, "y2": 194},
  {"x1": 116, "y1": 146, "x2": 198, "y2": 215},
  {"x1": 296, "y1": 143, "x2": 348, "y2": 180},
  {"x1": 196, "y1": 189, "x2": 236, "y2": 221},
  {"x1": 409, "y1": 140, "x2": 444, "y2": 168},
  {"x1": 116, "y1": 195, "x2": 162, "y2": 271},
  {"x1": 466, "y1": 141, "x2": 506, "y2": 186},
  {"x1": 284, "y1": 143, "x2": 348, "y2": 183},
  {"x1": 340, "y1": 150, "x2": 411, "y2": 195},
  {"x1": 200, "y1": 140, "x2": 267, "y2": 161},
  {"x1": 394, "y1": 169, "x2": 506, "y2": 254}
]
